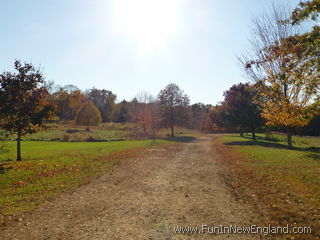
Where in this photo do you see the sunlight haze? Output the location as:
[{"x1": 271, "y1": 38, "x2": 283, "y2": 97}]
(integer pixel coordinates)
[{"x1": 0, "y1": 0, "x2": 300, "y2": 104}]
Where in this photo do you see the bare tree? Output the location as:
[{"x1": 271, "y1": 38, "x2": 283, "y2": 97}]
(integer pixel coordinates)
[
  {"x1": 238, "y1": 2, "x2": 300, "y2": 82},
  {"x1": 131, "y1": 91, "x2": 160, "y2": 139},
  {"x1": 238, "y1": 2, "x2": 318, "y2": 148}
]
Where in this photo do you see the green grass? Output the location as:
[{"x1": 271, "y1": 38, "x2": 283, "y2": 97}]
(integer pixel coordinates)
[
  {"x1": 254, "y1": 131, "x2": 320, "y2": 148},
  {"x1": 0, "y1": 121, "x2": 196, "y2": 215},
  {"x1": 0, "y1": 122, "x2": 133, "y2": 142},
  {"x1": 0, "y1": 139, "x2": 172, "y2": 215},
  {"x1": 221, "y1": 133, "x2": 320, "y2": 228},
  {"x1": 0, "y1": 122, "x2": 199, "y2": 142},
  {"x1": 222, "y1": 133, "x2": 320, "y2": 195}
]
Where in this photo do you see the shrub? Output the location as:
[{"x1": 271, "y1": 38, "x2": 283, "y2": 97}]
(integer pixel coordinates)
[
  {"x1": 66, "y1": 129, "x2": 80, "y2": 134},
  {"x1": 75, "y1": 101, "x2": 102, "y2": 126},
  {"x1": 86, "y1": 136, "x2": 96, "y2": 142}
]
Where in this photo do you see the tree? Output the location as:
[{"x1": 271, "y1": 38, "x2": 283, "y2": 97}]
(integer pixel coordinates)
[
  {"x1": 225, "y1": 83, "x2": 263, "y2": 139},
  {"x1": 114, "y1": 100, "x2": 130, "y2": 123},
  {"x1": 0, "y1": 60, "x2": 54, "y2": 160},
  {"x1": 105, "y1": 92, "x2": 117, "y2": 122},
  {"x1": 130, "y1": 92, "x2": 160, "y2": 139},
  {"x1": 158, "y1": 83, "x2": 190, "y2": 138},
  {"x1": 51, "y1": 87, "x2": 87, "y2": 120},
  {"x1": 289, "y1": 0, "x2": 320, "y2": 74},
  {"x1": 238, "y1": 3, "x2": 299, "y2": 83},
  {"x1": 190, "y1": 103, "x2": 213, "y2": 133},
  {"x1": 149, "y1": 100, "x2": 161, "y2": 140},
  {"x1": 211, "y1": 103, "x2": 236, "y2": 131},
  {"x1": 240, "y1": 3, "x2": 318, "y2": 148},
  {"x1": 87, "y1": 88, "x2": 117, "y2": 122},
  {"x1": 132, "y1": 92, "x2": 152, "y2": 134},
  {"x1": 212, "y1": 83, "x2": 263, "y2": 139},
  {"x1": 299, "y1": 113, "x2": 320, "y2": 136},
  {"x1": 75, "y1": 101, "x2": 102, "y2": 126}
]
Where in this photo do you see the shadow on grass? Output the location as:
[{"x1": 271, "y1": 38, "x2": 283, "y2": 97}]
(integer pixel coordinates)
[
  {"x1": 224, "y1": 140, "x2": 289, "y2": 150},
  {"x1": 227, "y1": 134, "x2": 274, "y2": 141},
  {"x1": 224, "y1": 137, "x2": 320, "y2": 160},
  {"x1": 163, "y1": 136, "x2": 197, "y2": 143},
  {"x1": 306, "y1": 152, "x2": 320, "y2": 160}
]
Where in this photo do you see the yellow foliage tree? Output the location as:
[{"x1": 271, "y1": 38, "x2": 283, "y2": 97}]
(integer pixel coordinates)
[
  {"x1": 241, "y1": 3, "x2": 319, "y2": 148},
  {"x1": 255, "y1": 59, "x2": 318, "y2": 148},
  {"x1": 75, "y1": 101, "x2": 102, "y2": 126}
]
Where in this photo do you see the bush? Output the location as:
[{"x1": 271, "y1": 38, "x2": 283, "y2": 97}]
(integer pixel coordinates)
[
  {"x1": 75, "y1": 101, "x2": 102, "y2": 126},
  {"x1": 66, "y1": 129, "x2": 80, "y2": 134},
  {"x1": 86, "y1": 136, "x2": 96, "y2": 142}
]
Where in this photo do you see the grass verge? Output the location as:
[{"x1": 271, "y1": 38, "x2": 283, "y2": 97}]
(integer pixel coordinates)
[
  {"x1": 0, "y1": 139, "x2": 172, "y2": 215},
  {"x1": 216, "y1": 133, "x2": 320, "y2": 240}
]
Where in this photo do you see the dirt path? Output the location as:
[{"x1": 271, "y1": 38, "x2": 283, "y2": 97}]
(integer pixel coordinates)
[{"x1": 1, "y1": 136, "x2": 262, "y2": 240}]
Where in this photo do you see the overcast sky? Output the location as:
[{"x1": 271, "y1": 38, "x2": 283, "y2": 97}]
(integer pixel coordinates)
[{"x1": 0, "y1": 0, "x2": 300, "y2": 104}]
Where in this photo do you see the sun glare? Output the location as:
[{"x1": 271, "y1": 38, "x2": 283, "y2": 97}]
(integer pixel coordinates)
[{"x1": 113, "y1": 0, "x2": 181, "y2": 53}]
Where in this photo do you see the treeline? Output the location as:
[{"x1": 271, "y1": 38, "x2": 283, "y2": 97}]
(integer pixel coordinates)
[
  {"x1": 0, "y1": 60, "x2": 212, "y2": 151},
  {"x1": 0, "y1": 61, "x2": 213, "y2": 160},
  {"x1": 45, "y1": 82, "x2": 212, "y2": 135},
  {"x1": 212, "y1": 82, "x2": 320, "y2": 137},
  {"x1": 212, "y1": 1, "x2": 320, "y2": 148}
]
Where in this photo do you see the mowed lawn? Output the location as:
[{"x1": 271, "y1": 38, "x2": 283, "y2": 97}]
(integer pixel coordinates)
[
  {"x1": 0, "y1": 139, "x2": 171, "y2": 215},
  {"x1": 219, "y1": 133, "x2": 320, "y2": 237},
  {"x1": 222, "y1": 134, "x2": 320, "y2": 190}
]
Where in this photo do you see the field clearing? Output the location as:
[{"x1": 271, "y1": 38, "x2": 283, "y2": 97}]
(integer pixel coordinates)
[
  {"x1": 0, "y1": 122, "x2": 132, "y2": 142},
  {"x1": 0, "y1": 122, "x2": 199, "y2": 142},
  {"x1": 217, "y1": 133, "x2": 320, "y2": 239},
  {"x1": 0, "y1": 139, "x2": 173, "y2": 215}
]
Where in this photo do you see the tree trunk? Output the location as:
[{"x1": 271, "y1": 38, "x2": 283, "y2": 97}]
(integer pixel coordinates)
[
  {"x1": 287, "y1": 127, "x2": 293, "y2": 149},
  {"x1": 170, "y1": 108, "x2": 175, "y2": 138},
  {"x1": 17, "y1": 131, "x2": 22, "y2": 161},
  {"x1": 170, "y1": 125, "x2": 174, "y2": 138},
  {"x1": 143, "y1": 122, "x2": 146, "y2": 134},
  {"x1": 152, "y1": 128, "x2": 156, "y2": 141},
  {"x1": 240, "y1": 128, "x2": 244, "y2": 137},
  {"x1": 252, "y1": 129, "x2": 256, "y2": 140}
]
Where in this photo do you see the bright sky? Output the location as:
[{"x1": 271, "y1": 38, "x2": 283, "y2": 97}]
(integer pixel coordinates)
[{"x1": 0, "y1": 0, "x2": 300, "y2": 104}]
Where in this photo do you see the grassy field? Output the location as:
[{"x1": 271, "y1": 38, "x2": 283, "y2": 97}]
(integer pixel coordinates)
[
  {"x1": 0, "y1": 122, "x2": 132, "y2": 142},
  {"x1": 0, "y1": 122, "x2": 198, "y2": 142},
  {"x1": 218, "y1": 133, "x2": 320, "y2": 239},
  {"x1": 0, "y1": 139, "x2": 173, "y2": 215}
]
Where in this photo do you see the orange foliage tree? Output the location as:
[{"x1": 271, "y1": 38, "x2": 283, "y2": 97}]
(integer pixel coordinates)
[
  {"x1": 240, "y1": 3, "x2": 319, "y2": 148},
  {"x1": 0, "y1": 60, "x2": 54, "y2": 160}
]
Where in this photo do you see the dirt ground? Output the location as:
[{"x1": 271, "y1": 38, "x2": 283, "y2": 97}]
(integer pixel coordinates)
[{"x1": 1, "y1": 136, "x2": 263, "y2": 240}]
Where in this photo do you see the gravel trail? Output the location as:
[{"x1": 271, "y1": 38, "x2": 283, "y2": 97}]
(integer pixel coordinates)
[{"x1": 1, "y1": 136, "x2": 262, "y2": 240}]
